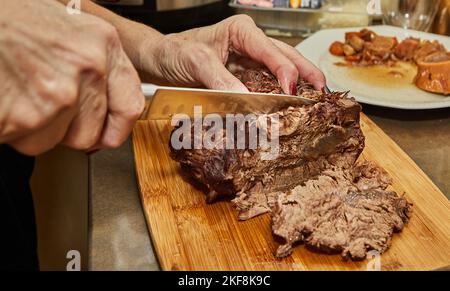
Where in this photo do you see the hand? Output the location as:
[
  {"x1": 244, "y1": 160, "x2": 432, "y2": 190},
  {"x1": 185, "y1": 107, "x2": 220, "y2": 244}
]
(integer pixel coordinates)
[
  {"x1": 139, "y1": 15, "x2": 326, "y2": 94},
  {"x1": 0, "y1": 0, "x2": 145, "y2": 155}
]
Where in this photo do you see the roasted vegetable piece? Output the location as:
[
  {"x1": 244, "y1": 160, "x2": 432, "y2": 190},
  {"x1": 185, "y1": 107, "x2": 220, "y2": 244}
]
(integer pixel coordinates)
[
  {"x1": 329, "y1": 41, "x2": 345, "y2": 56},
  {"x1": 348, "y1": 35, "x2": 365, "y2": 52},
  {"x1": 345, "y1": 32, "x2": 363, "y2": 42},
  {"x1": 343, "y1": 44, "x2": 356, "y2": 56},
  {"x1": 345, "y1": 54, "x2": 362, "y2": 62}
]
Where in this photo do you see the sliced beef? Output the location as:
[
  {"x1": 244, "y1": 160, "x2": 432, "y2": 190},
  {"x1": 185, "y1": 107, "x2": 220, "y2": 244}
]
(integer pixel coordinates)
[
  {"x1": 271, "y1": 162, "x2": 411, "y2": 260},
  {"x1": 169, "y1": 68, "x2": 411, "y2": 261},
  {"x1": 171, "y1": 69, "x2": 364, "y2": 208}
]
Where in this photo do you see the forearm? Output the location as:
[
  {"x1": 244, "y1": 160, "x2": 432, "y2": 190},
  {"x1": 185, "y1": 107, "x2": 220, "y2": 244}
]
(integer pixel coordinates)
[{"x1": 58, "y1": 0, "x2": 163, "y2": 72}]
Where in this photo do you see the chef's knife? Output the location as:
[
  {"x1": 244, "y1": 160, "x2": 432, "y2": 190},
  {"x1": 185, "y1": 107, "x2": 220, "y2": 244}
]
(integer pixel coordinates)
[{"x1": 140, "y1": 86, "x2": 317, "y2": 120}]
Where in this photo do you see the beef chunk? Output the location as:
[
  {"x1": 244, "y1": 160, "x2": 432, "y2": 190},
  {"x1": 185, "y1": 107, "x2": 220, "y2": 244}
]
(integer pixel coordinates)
[
  {"x1": 169, "y1": 68, "x2": 411, "y2": 261},
  {"x1": 394, "y1": 37, "x2": 421, "y2": 61},
  {"x1": 271, "y1": 162, "x2": 411, "y2": 260},
  {"x1": 171, "y1": 70, "x2": 364, "y2": 209}
]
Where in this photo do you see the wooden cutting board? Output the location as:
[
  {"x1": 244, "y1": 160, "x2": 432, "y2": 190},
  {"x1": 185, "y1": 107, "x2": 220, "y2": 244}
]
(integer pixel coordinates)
[{"x1": 132, "y1": 114, "x2": 450, "y2": 271}]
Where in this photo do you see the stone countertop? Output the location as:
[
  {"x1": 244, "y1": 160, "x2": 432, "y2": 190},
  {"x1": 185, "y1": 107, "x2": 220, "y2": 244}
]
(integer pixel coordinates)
[
  {"x1": 89, "y1": 36, "x2": 450, "y2": 271},
  {"x1": 89, "y1": 139, "x2": 159, "y2": 271}
]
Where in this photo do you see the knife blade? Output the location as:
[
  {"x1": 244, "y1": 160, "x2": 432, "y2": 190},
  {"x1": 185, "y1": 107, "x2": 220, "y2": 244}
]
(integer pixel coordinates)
[{"x1": 140, "y1": 86, "x2": 317, "y2": 120}]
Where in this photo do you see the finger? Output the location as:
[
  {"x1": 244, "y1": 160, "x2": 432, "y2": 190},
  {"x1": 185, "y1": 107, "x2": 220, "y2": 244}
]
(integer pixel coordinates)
[
  {"x1": 270, "y1": 38, "x2": 326, "y2": 90},
  {"x1": 9, "y1": 106, "x2": 77, "y2": 156},
  {"x1": 62, "y1": 71, "x2": 108, "y2": 150},
  {"x1": 192, "y1": 47, "x2": 249, "y2": 92},
  {"x1": 227, "y1": 15, "x2": 298, "y2": 94},
  {"x1": 95, "y1": 41, "x2": 145, "y2": 149},
  {"x1": 226, "y1": 53, "x2": 264, "y2": 74},
  {"x1": 0, "y1": 58, "x2": 79, "y2": 143}
]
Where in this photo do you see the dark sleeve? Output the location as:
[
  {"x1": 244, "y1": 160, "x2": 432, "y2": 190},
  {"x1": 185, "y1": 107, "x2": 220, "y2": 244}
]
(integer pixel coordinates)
[{"x1": 0, "y1": 145, "x2": 39, "y2": 271}]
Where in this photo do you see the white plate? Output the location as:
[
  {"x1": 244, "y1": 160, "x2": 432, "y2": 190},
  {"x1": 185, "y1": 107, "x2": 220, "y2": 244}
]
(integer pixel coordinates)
[{"x1": 296, "y1": 25, "x2": 450, "y2": 110}]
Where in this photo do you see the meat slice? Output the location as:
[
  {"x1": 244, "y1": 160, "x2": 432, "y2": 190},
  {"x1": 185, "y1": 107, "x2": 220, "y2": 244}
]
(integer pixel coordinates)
[
  {"x1": 362, "y1": 36, "x2": 398, "y2": 64},
  {"x1": 271, "y1": 162, "x2": 411, "y2": 260},
  {"x1": 394, "y1": 37, "x2": 421, "y2": 61},
  {"x1": 414, "y1": 40, "x2": 446, "y2": 62}
]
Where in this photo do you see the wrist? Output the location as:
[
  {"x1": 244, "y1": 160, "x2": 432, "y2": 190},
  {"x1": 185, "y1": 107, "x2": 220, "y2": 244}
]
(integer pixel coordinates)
[{"x1": 115, "y1": 19, "x2": 164, "y2": 72}]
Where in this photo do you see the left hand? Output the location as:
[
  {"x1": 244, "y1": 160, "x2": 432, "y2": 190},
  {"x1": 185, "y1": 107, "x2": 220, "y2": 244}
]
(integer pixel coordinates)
[{"x1": 139, "y1": 15, "x2": 326, "y2": 94}]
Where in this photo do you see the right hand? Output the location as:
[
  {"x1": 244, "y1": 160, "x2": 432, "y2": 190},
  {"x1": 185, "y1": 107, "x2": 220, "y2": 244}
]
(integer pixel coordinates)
[{"x1": 0, "y1": 0, "x2": 144, "y2": 155}]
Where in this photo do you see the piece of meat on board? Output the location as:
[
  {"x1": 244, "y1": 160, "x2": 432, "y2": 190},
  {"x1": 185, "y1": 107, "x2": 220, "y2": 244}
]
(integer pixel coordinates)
[
  {"x1": 271, "y1": 162, "x2": 411, "y2": 260},
  {"x1": 169, "y1": 68, "x2": 411, "y2": 261}
]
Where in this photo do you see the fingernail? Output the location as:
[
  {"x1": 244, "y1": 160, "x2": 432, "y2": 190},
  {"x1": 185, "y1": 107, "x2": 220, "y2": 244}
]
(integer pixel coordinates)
[{"x1": 290, "y1": 82, "x2": 298, "y2": 96}]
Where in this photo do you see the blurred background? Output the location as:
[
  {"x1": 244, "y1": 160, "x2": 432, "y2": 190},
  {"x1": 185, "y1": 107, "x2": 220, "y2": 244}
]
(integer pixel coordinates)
[{"x1": 94, "y1": 0, "x2": 449, "y2": 35}]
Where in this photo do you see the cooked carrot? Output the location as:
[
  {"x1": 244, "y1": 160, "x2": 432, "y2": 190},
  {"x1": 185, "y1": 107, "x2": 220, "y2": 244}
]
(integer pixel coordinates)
[
  {"x1": 329, "y1": 41, "x2": 345, "y2": 56},
  {"x1": 345, "y1": 54, "x2": 362, "y2": 62}
]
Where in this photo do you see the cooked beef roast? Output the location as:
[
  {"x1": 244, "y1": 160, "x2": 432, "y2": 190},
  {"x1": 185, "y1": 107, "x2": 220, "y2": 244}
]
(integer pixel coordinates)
[
  {"x1": 171, "y1": 69, "x2": 364, "y2": 207},
  {"x1": 169, "y1": 68, "x2": 411, "y2": 260},
  {"x1": 271, "y1": 161, "x2": 411, "y2": 260}
]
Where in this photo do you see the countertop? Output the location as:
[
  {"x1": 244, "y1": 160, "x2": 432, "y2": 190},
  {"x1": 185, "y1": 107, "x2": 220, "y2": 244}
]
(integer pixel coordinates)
[{"x1": 89, "y1": 37, "x2": 450, "y2": 271}]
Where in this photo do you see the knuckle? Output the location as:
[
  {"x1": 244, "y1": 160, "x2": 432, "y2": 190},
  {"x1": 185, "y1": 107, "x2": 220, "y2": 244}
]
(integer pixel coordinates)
[
  {"x1": 36, "y1": 75, "x2": 79, "y2": 111},
  {"x1": 15, "y1": 111, "x2": 45, "y2": 131},
  {"x1": 53, "y1": 81, "x2": 79, "y2": 109},
  {"x1": 65, "y1": 127, "x2": 102, "y2": 151},
  {"x1": 102, "y1": 136, "x2": 124, "y2": 149},
  {"x1": 124, "y1": 101, "x2": 144, "y2": 122},
  {"x1": 232, "y1": 14, "x2": 255, "y2": 25},
  {"x1": 67, "y1": 138, "x2": 97, "y2": 151},
  {"x1": 281, "y1": 63, "x2": 298, "y2": 76},
  {"x1": 96, "y1": 21, "x2": 119, "y2": 43}
]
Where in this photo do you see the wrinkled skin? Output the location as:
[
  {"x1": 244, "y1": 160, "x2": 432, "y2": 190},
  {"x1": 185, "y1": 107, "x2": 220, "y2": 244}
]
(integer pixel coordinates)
[
  {"x1": 0, "y1": 0, "x2": 144, "y2": 155},
  {"x1": 139, "y1": 15, "x2": 326, "y2": 94}
]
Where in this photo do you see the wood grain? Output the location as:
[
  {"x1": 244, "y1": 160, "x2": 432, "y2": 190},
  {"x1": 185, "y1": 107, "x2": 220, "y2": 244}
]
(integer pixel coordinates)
[{"x1": 132, "y1": 114, "x2": 450, "y2": 270}]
